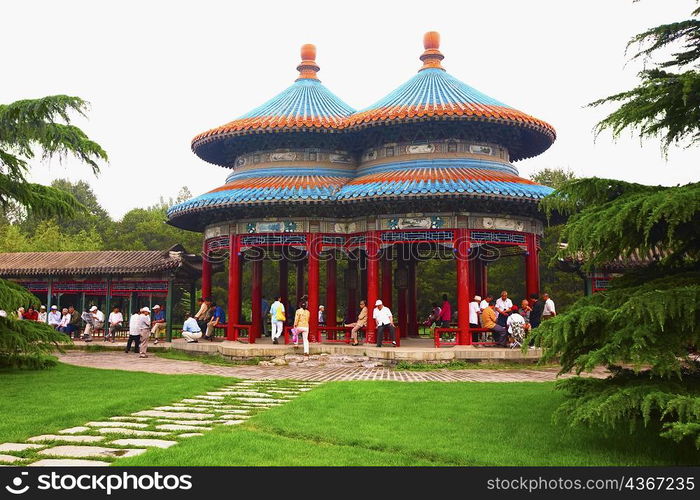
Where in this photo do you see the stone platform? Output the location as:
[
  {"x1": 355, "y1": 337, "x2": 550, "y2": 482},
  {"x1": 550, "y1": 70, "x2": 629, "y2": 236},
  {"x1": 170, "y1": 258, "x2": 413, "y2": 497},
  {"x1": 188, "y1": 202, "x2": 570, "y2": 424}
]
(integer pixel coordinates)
[{"x1": 172, "y1": 337, "x2": 542, "y2": 363}]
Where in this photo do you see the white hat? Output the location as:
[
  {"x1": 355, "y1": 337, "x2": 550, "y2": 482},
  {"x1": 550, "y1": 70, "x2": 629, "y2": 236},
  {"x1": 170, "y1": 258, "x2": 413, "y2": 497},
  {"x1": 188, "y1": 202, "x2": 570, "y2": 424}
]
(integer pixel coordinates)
[
  {"x1": 473, "y1": 295, "x2": 481, "y2": 301},
  {"x1": 90, "y1": 306, "x2": 97, "y2": 312},
  {"x1": 153, "y1": 304, "x2": 161, "y2": 309},
  {"x1": 40, "y1": 305, "x2": 46, "y2": 309},
  {"x1": 51, "y1": 305, "x2": 58, "y2": 309},
  {"x1": 140, "y1": 307, "x2": 150, "y2": 313},
  {"x1": 375, "y1": 299, "x2": 383, "y2": 306}
]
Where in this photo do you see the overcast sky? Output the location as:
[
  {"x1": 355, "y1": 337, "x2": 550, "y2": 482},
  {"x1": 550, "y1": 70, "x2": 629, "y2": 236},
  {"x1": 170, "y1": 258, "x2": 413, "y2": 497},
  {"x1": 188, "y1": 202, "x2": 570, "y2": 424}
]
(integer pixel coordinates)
[{"x1": 3, "y1": 0, "x2": 698, "y2": 219}]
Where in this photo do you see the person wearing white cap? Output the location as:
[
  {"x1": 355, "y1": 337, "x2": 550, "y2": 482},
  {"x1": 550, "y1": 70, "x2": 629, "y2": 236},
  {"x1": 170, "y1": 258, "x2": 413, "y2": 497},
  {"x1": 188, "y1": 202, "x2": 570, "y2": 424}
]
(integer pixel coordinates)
[
  {"x1": 372, "y1": 299, "x2": 396, "y2": 347},
  {"x1": 150, "y1": 304, "x2": 166, "y2": 344},
  {"x1": 137, "y1": 307, "x2": 151, "y2": 358},
  {"x1": 107, "y1": 307, "x2": 123, "y2": 343},
  {"x1": 48, "y1": 305, "x2": 61, "y2": 328},
  {"x1": 469, "y1": 296, "x2": 481, "y2": 329},
  {"x1": 82, "y1": 305, "x2": 104, "y2": 342},
  {"x1": 38, "y1": 305, "x2": 47, "y2": 323}
]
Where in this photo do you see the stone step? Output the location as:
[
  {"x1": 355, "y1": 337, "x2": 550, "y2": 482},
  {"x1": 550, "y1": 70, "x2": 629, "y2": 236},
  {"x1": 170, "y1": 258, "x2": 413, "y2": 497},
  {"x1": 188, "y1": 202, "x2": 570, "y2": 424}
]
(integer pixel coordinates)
[
  {"x1": 38, "y1": 445, "x2": 146, "y2": 459},
  {"x1": 86, "y1": 421, "x2": 148, "y2": 429},
  {"x1": 58, "y1": 426, "x2": 90, "y2": 435},
  {"x1": 156, "y1": 424, "x2": 212, "y2": 432},
  {"x1": 178, "y1": 433, "x2": 204, "y2": 438},
  {"x1": 109, "y1": 439, "x2": 178, "y2": 449},
  {"x1": 95, "y1": 428, "x2": 171, "y2": 437},
  {"x1": 109, "y1": 416, "x2": 152, "y2": 422},
  {"x1": 221, "y1": 420, "x2": 246, "y2": 426},
  {"x1": 132, "y1": 410, "x2": 215, "y2": 420},
  {"x1": 0, "y1": 454, "x2": 22, "y2": 463},
  {"x1": 153, "y1": 406, "x2": 216, "y2": 413},
  {"x1": 0, "y1": 443, "x2": 45, "y2": 452},
  {"x1": 29, "y1": 458, "x2": 110, "y2": 467},
  {"x1": 28, "y1": 435, "x2": 105, "y2": 443}
]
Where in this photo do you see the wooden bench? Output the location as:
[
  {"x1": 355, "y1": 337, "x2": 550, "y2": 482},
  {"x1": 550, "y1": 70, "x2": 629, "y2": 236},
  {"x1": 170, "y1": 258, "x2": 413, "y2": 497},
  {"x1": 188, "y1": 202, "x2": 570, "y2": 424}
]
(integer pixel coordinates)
[{"x1": 434, "y1": 327, "x2": 497, "y2": 347}]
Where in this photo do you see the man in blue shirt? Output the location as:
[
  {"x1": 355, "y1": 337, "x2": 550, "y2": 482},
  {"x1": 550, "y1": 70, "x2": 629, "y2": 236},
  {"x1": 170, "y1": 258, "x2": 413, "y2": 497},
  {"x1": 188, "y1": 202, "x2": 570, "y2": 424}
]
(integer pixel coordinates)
[
  {"x1": 204, "y1": 302, "x2": 226, "y2": 341},
  {"x1": 150, "y1": 304, "x2": 166, "y2": 344},
  {"x1": 181, "y1": 312, "x2": 202, "y2": 343}
]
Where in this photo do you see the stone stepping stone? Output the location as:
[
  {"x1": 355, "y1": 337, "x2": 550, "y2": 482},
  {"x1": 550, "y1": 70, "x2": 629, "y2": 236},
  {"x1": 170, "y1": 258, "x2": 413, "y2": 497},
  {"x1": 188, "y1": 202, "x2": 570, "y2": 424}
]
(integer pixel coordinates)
[
  {"x1": 0, "y1": 454, "x2": 22, "y2": 463},
  {"x1": 132, "y1": 410, "x2": 215, "y2": 420},
  {"x1": 95, "y1": 428, "x2": 171, "y2": 437},
  {"x1": 156, "y1": 424, "x2": 211, "y2": 432},
  {"x1": 190, "y1": 395, "x2": 223, "y2": 400},
  {"x1": 155, "y1": 419, "x2": 213, "y2": 426},
  {"x1": 109, "y1": 439, "x2": 178, "y2": 449},
  {"x1": 173, "y1": 403, "x2": 240, "y2": 410},
  {"x1": 219, "y1": 413, "x2": 251, "y2": 419},
  {"x1": 87, "y1": 421, "x2": 148, "y2": 428},
  {"x1": 178, "y1": 433, "x2": 204, "y2": 438},
  {"x1": 216, "y1": 409, "x2": 249, "y2": 414},
  {"x1": 109, "y1": 416, "x2": 151, "y2": 422},
  {"x1": 236, "y1": 397, "x2": 286, "y2": 403},
  {"x1": 222, "y1": 392, "x2": 283, "y2": 398},
  {"x1": 28, "y1": 435, "x2": 104, "y2": 443},
  {"x1": 0, "y1": 443, "x2": 45, "y2": 452},
  {"x1": 29, "y1": 458, "x2": 109, "y2": 467},
  {"x1": 153, "y1": 406, "x2": 215, "y2": 413},
  {"x1": 180, "y1": 399, "x2": 226, "y2": 405},
  {"x1": 58, "y1": 427, "x2": 90, "y2": 435},
  {"x1": 221, "y1": 420, "x2": 245, "y2": 426},
  {"x1": 39, "y1": 445, "x2": 146, "y2": 459}
]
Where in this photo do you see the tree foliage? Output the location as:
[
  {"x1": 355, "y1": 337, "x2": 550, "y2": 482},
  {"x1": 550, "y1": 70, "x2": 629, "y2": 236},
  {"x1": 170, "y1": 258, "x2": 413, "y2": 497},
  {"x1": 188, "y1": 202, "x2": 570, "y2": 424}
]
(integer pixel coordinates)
[
  {"x1": 589, "y1": 3, "x2": 700, "y2": 151},
  {"x1": 531, "y1": 178, "x2": 700, "y2": 448},
  {"x1": 0, "y1": 95, "x2": 108, "y2": 368}
]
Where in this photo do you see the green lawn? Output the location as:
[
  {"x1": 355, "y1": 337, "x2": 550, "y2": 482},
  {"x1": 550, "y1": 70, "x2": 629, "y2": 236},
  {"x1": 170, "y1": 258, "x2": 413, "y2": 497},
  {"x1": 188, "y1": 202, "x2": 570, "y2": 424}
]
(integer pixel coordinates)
[
  {"x1": 117, "y1": 381, "x2": 700, "y2": 466},
  {"x1": 0, "y1": 363, "x2": 230, "y2": 443}
]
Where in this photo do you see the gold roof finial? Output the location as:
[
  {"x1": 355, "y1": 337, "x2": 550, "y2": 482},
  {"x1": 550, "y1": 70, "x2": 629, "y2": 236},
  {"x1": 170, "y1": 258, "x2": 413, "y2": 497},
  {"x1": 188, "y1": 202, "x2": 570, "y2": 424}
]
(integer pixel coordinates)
[
  {"x1": 419, "y1": 31, "x2": 445, "y2": 71},
  {"x1": 296, "y1": 44, "x2": 320, "y2": 80}
]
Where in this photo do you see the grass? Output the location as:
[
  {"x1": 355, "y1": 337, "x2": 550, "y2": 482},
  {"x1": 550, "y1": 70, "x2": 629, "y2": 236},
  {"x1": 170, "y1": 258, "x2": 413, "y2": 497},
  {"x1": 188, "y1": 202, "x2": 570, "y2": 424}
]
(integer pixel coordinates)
[
  {"x1": 0, "y1": 363, "x2": 230, "y2": 443},
  {"x1": 117, "y1": 381, "x2": 700, "y2": 466},
  {"x1": 154, "y1": 350, "x2": 261, "y2": 366},
  {"x1": 394, "y1": 360, "x2": 559, "y2": 371}
]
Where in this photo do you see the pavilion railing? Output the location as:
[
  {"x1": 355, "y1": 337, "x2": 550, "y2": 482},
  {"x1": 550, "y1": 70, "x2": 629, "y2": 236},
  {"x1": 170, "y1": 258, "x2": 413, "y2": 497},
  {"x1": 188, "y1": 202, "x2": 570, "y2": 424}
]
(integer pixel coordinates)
[{"x1": 433, "y1": 327, "x2": 496, "y2": 348}]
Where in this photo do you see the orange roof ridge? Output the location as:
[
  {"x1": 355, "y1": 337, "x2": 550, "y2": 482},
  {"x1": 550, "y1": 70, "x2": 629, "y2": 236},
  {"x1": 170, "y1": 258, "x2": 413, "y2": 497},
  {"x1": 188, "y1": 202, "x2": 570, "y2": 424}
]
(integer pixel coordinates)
[
  {"x1": 419, "y1": 31, "x2": 445, "y2": 71},
  {"x1": 296, "y1": 43, "x2": 320, "y2": 80}
]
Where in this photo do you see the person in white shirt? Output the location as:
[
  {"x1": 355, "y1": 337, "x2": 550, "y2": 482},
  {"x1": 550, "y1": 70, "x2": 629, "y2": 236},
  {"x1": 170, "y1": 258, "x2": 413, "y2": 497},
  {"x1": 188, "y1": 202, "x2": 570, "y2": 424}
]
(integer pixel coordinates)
[
  {"x1": 137, "y1": 307, "x2": 151, "y2": 358},
  {"x1": 106, "y1": 307, "x2": 123, "y2": 343},
  {"x1": 38, "y1": 305, "x2": 47, "y2": 323},
  {"x1": 269, "y1": 296, "x2": 285, "y2": 344},
  {"x1": 469, "y1": 295, "x2": 481, "y2": 328},
  {"x1": 181, "y1": 312, "x2": 203, "y2": 343},
  {"x1": 125, "y1": 312, "x2": 141, "y2": 353},
  {"x1": 542, "y1": 293, "x2": 556, "y2": 320},
  {"x1": 57, "y1": 308, "x2": 71, "y2": 334},
  {"x1": 506, "y1": 305, "x2": 527, "y2": 347},
  {"x1": 495, "y1": 290, "x2": 513, "y2": 319},
  {"x1": 47, "y1": 305, "x2": 62, "y2": 328},
  {"x1": 83, "y1": 306, "x2": 104, "y2": 340},
  {"x1": 372, "y1": 300, "x2": 396, "y2": 347}
]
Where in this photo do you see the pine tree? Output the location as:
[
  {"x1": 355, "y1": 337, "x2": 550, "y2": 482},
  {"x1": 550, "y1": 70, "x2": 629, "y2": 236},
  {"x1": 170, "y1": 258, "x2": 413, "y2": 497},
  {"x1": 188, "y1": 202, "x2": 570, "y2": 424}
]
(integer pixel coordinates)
[{"x1": 0, "y1": 95, "x2": 107, "y2": 367}]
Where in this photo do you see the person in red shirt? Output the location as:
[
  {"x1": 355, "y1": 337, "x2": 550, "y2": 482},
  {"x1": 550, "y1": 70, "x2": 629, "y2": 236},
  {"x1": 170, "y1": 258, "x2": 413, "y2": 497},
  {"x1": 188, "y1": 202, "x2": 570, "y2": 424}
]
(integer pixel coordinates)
[
  {"x1": 23, "y1": 306, "x2": 39, "y2": 321},
  {"x1": 438, "y1": 294, "x2": 452, "y2": 327}
]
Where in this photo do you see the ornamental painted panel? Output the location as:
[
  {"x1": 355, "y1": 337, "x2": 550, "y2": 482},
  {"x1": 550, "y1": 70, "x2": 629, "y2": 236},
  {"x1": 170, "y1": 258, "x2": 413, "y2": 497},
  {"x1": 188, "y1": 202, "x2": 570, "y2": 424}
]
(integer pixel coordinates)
[
  {"x1": 406, "y1": 144, "x2": 435, "y2": 154},
  {"x1": 204, "y1": 224, "x2": 229, "y2": 239},
  {"x1": 469, "y1": 145, "x2": 493, "y2": 155},
  {"x1": 329, "y1": 153, "x2": 352, "y2": 163},
  {"x1": 386, "y1": 217, "x2": 444, "y2": 230},
  {"x1": 482, "y1": 217, "x2": 525, "y2": 232},
  {"x1": 270, "y1": 152, "x2": 297, "y2": 162},
  {"x1": 245, "y1": 221, "x2": 298, "y2": 233}
]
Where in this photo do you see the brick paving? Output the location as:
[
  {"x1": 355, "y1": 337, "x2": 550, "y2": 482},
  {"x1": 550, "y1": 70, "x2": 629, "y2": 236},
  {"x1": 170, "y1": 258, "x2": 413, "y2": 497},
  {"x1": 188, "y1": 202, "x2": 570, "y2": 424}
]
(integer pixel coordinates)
[{"x1": 57, "y1": 351, "x2": 608, "y2": 382}]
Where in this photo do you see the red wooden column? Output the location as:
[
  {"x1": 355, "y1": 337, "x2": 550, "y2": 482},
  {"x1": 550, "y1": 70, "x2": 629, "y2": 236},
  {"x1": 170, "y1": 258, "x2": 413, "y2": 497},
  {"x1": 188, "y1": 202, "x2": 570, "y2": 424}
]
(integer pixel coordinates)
[
  {"x1": 201, "y1": 240, "x2": 212, "y2": 299},
  {"x1": 381, "y1": 249, "x2": 393, "y2": 309},
  {"x1": 326, "y1": 253, "x2": 337, "y2": 327},
  {"x1": 397, "y1": 246, "x2": 408, "y2": 338},
  {"x1": 346, "y1": 258, "x2": 358, "y2": 321},
  {"x1": 279, "y1": 258, "x2": 288, "y2": 310},
  {"x1": 227, "y1": 235, "x2": 241, "y2": 341},
  {"x1": 365, "y1": 231, "x2": 380, "y2": 345},
  {"x1": 525, "y1": 233, "x2": 540, "y2": 299},
  {"x1": 407, "y1": 251, "x2": 417, "y2": 337},
  {"x1": 455, "y1": 229, "x2": 471, "y2": 345},
  {"x1": 250, "y1": 255, "x2": 263, "y2": 343},
  {"x1": 307, "y1": 233, "x2": 321, "y2": 342},
  {"x1": 296, "y1": 259, "x2": 305, "y2": 306}
]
